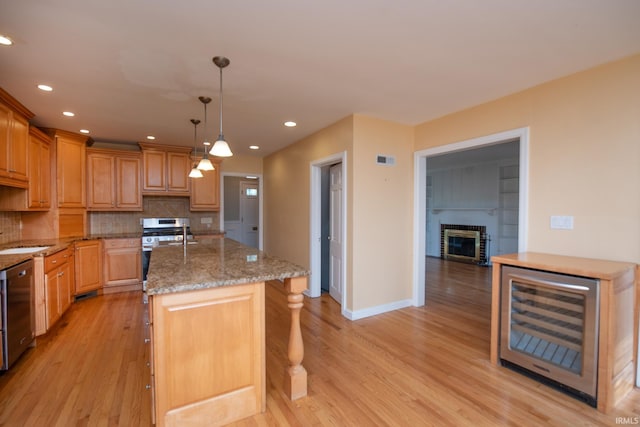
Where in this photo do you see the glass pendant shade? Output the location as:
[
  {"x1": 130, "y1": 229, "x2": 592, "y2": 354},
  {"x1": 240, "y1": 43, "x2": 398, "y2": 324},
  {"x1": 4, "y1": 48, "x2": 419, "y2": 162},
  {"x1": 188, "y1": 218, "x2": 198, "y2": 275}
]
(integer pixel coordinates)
[
  {"x1": 209, "y1": 137, "x2": 233, "y2": 157},
  {"x1": 197, "y1": 157, "x2": 215, "y2": 171},
  {"x1": 189, "y1": 167, "x2": 204, "y2": 178}
]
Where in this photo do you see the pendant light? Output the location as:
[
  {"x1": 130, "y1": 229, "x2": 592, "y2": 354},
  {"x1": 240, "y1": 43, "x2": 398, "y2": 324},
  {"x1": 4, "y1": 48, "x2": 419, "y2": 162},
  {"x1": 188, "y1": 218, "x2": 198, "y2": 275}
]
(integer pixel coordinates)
[
  {"x1": 197, "y1": 96, "x2": 215, "y2": 171},
  {"x1": 188, "y1": 119, "x2": 203, "y2": 178},
  {"x1": 209, "y1": 56, "x2": 233, "y2": 157}
]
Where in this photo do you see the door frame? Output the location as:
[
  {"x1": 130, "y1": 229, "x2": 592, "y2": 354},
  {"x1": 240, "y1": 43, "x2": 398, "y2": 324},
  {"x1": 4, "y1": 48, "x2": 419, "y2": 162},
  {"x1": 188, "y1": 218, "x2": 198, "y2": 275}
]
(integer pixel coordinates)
[
  {"x1": 412, "y1": 127, "x2": 530, "y2": 306},
  {"x1": 310, "y1": 151, "x2": 347, "y2": 301},
  {"x1": 220, "y1": 172, "x2": 264, "y2": 250}
]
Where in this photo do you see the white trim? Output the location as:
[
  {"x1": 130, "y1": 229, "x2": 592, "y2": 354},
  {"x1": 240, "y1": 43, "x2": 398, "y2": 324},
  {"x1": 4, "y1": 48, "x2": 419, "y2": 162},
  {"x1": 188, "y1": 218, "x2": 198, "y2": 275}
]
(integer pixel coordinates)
[
  {"x1": 309, "y1": 152, "x2": 347, "y2": 308},
  {"x1": 343, "y1": 299, "x2": 413, "y2": 321},
  {"x1": 412, "y1": 127, "x2": 530, "y2": 306},
  {"x1": 220, "y1": 172, "x2": 264, "y2": 250}
]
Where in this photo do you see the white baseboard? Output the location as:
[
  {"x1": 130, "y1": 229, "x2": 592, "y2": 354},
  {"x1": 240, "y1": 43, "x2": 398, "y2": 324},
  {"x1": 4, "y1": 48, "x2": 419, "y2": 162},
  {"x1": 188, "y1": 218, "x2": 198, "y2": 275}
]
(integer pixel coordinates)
[{"x1": 342, "y1": 298, "x2": 413, "y2": 321}]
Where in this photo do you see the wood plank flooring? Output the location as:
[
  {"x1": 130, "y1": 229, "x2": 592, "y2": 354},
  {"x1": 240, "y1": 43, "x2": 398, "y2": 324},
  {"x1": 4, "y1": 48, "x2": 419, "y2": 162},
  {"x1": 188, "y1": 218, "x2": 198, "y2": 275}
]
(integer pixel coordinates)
[{"x1": 1, "y1": 258, "x2": 639, "y2": 426}]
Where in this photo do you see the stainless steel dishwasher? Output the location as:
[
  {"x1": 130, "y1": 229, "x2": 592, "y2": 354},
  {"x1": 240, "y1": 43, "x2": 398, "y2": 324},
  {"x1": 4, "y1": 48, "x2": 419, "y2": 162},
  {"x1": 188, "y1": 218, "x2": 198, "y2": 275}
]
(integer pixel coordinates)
[{"x1": 1, "y1": 259, "x2": 35, "y2": 370}]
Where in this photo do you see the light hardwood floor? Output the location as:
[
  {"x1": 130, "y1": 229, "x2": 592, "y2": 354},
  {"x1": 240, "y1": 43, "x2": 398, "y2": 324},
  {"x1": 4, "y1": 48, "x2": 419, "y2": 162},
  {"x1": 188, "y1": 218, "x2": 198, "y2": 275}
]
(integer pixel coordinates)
[{"x1": 1, "y1": 258, "x2": 639, "y2": 426}]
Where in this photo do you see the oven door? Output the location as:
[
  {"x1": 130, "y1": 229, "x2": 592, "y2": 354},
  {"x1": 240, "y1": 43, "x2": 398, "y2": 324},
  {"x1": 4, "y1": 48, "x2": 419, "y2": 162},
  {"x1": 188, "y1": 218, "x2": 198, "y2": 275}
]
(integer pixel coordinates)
[{"x1": 500, "y1": 265, "x2": 600, "y2": 400}]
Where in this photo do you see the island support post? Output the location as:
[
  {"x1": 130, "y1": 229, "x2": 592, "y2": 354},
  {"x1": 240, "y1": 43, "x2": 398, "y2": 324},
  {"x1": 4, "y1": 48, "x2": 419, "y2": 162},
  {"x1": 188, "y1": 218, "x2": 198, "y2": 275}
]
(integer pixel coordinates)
[{"x1": 284, "y1": 276, "x2": 308, "y2": 400}]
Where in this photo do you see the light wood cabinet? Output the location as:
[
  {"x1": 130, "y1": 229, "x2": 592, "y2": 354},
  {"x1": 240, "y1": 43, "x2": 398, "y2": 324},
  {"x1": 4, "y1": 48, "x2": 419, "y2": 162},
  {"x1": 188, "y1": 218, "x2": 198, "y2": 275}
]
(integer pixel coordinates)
[
  {"x1": 0, "y1": 87, "x2": 33, "y2": 189},
  {"x1": 28, "y1": 127, "x2": 52, "y2": 209},
  {"x1": 103, "y1": 238, "x2": 142, "y2": 293},
  {"x1": 87, "y1": 148, "x2": 142, "y2": 211},
  {"x1": 74, "y1": 239, "x2": 102, "y2": 295},
  {"x1": 149, "y1": 282, "x2": 265, "y2": 426},
  {"x1": 42, "y1": 129, "x2": 89, "y2": 208},
  {"x1": 190, "y1": 157, "x2": 221, "y2": 211},
  {"x1": 0, "y1": 127, "x2": 52, "y2": 211},
  {"x1": 139, "y1": 142, "x2": 191, "y2": 196},
  {"x1": 40, "y1": 247, "x2": 74, "y2": 332}
]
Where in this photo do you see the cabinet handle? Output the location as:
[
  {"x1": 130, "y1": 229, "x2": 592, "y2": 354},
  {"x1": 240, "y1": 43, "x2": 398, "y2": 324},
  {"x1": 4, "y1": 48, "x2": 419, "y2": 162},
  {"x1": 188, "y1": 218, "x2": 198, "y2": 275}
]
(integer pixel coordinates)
[
  {"x1": 145, "y1": 384, "x2": 151, "y2": 390},
  {"x1": 146, "y1": 362, "x2": 151, "y2": 367},
  {"x1": 52, "y1": 260, "x2": 57, "y2": 264},
  {"x1": 144, "y1": 338, "x2": 151, "y2": 343}
]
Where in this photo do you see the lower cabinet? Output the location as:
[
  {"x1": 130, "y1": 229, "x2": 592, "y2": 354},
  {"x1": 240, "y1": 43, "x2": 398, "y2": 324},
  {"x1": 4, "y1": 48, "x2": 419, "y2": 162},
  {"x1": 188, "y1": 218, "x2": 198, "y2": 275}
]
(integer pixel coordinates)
[
  {"x1": 103, "y1": 238, "x2": 142, "y2": 293},
  {"x1": 74, "y1": 239, "x2": 102, "y2": 295},
  {"x1": 148, "y1": 282, "x2": 265, "y2": 426},
  {"x1": 34, "y1": 246, "x2": 74, "y2": 335}
]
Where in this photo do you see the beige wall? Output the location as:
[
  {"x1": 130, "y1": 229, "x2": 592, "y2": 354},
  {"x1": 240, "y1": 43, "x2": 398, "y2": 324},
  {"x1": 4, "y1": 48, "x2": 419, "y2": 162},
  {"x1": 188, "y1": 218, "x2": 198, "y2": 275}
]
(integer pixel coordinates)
[
  {"x1": 264, "y1": 116, "x2": 354, "y2": 303},
  {"x1": 219, "y1": 154, "x2": 263, "y2": 175},
  {"x1": 263, "y1": 115, "x2": 414, "y2": 313},
  {"x1": 415, "y1": 54, "x2": 640, "y2": 262},
  {"x1": 352, "y1": 115, "x2": 414, "y2": 310}
]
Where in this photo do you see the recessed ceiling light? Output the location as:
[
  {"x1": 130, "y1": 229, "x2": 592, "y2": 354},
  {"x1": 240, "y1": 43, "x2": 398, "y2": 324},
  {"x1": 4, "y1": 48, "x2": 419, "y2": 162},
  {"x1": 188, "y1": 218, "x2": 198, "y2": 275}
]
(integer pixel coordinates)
[
  {"x1": 245, "y1": 176, "x2": 258, "y2": 179},
  {"x1": 80, "y1": 129, "x2": 90, "y2": 134},
  {"x1": 37, "y1": 84, "x2": 53, "y2": 92},
  {"x1": 249, "y1": 145, "x2": 259, "y2": 150},
  {"x1": 146, "y1": 135, "x2": 155, "y2": 140},
  {"x1": 203, "y1": 141, "x2": 211, "y2": 146},
  {"x1": 0, "y1": 35, "x2": 13, "y2": 46},
  {"x1": 284, "y1": 121, "x2": 296, "y2": 127},
  {"x1": 62, "y1": 111, "x2": 75, "y2": 117}
]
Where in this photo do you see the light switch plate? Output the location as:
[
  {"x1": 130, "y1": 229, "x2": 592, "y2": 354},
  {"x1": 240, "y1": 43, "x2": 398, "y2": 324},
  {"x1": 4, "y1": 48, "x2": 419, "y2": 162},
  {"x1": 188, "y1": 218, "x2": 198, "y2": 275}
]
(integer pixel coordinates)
[
  {"x1": 550, "y1": 215, "x2": 574, "y2": 230},
  {"x1": 201, "y1": 217, "x2": 212, "y2": 224}
]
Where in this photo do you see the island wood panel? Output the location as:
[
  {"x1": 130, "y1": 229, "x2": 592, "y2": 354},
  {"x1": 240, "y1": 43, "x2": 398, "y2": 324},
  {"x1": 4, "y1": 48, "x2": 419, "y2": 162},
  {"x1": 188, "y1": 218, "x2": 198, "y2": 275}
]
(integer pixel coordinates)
[
  {"x1": 490, "y1": 252, "x2": 637, "y2": 414},
  {"x1": 151, "y1": 282, "x2": 265, "y2": 427}
]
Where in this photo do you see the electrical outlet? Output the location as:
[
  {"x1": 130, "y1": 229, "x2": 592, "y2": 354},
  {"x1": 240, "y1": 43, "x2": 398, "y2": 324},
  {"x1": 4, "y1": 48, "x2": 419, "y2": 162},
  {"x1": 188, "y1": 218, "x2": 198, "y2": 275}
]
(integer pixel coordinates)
[
  {"x1": 550, "y1": 215, "x2": 574, "y2": 230},
  {"x1": 200, "y1": 217, "x2": 212, "y2": 224}
]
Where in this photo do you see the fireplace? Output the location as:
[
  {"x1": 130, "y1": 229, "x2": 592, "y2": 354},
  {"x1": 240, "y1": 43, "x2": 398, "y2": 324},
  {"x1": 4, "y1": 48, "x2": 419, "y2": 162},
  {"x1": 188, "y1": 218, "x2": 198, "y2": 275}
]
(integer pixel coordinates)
[{"x1": 441, "y1": 224, "x2": 487, "y2": 264}]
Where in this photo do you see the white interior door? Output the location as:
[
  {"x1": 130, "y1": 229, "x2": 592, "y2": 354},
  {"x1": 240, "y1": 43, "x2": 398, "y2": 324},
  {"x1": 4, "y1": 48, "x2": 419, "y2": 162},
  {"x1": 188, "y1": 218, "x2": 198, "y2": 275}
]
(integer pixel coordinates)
[
  {"x1": 329, "y1": 164, "x2": 343, "y2": 303},
  {"x1": 240, "y1": 181, "x2": 259, "y2": 248}
]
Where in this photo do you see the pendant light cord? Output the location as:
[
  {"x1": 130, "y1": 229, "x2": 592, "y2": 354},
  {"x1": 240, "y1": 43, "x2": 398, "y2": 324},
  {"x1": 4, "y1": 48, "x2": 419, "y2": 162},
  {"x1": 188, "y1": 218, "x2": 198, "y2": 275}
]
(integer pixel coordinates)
[{"x1": 218, "y1": 66, "x2": 224, "y2": 138}]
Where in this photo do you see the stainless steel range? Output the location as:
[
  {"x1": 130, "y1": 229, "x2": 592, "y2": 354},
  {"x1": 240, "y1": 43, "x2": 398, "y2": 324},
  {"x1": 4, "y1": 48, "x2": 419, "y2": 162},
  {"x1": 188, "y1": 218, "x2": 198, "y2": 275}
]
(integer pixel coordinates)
[{"x1": 141, "y1": 218, "x2": 193, "y2": 288}]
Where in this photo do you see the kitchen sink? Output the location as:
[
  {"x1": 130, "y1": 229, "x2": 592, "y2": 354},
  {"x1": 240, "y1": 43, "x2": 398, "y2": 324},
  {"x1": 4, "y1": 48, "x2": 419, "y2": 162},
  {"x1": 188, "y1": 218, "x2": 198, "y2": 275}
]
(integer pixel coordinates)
[{"x1": 0, "y1": 246, "x2": 50, "y2": 255}]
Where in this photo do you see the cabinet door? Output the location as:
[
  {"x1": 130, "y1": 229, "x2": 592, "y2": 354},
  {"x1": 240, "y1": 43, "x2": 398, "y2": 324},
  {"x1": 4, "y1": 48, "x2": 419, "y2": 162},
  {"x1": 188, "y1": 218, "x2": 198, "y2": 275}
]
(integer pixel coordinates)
[
  {"x1": 87, "y1": 152, "x2": 115, "y2": 209},
  {"x1": 45, "y1": 269, "x2": 60, "y2": 329},
  {"x1": 116, "y1": 156, "x2": 142, "y2": 209},
  {"x1": 39, "y1": 141, "x2": 51, "y2": 208},
  {"x1": 104, "y1": 243, "x2": 142, "y2": 287},
  {"x1": 75, "y1": 240, "x2": 102, "y2": 294},
  {"x1": 167, "y1": 152, "x2": 190, "y2": 193},
  {"x1": 8, "y1": 113, "x2": 28, "y2": 182},
  {"x1": 143, "y1": 150, "x2": 166, "y2": 192},
  {"x1": 190, "y1": 164, "x2": 220, "y2": 211},
  {"x1": 58, "y1": 260, "x2": 73, "y2": 314},
  {"x1": 57, "y1": 135, "x2": 86, "y2": 207},
  {"x1": 0, "y1": 103, "x2": 9, "y2": 178}
]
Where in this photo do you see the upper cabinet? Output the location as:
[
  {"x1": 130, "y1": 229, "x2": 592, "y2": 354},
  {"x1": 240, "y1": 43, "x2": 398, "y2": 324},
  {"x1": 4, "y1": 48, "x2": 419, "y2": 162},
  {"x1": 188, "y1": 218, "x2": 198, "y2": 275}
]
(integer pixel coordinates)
[
  {"x1": 27, "y1": 127, "x2": 52, "y2": 210},
  {"x1": 139, "y1": 142, "x2": 192, "y2": 196},
  {"x1": 190, "y1": 157, "x2": 221, "y2": 211},
  {"x1": 87, "y1": 148, "x2": 142, "y2": 211},
  {"x1": 43, "y1": 129, "x2": 90, "y2": 208},
  {"x1": 0, "y1": 88, "x2": 33, "y2": 189}
]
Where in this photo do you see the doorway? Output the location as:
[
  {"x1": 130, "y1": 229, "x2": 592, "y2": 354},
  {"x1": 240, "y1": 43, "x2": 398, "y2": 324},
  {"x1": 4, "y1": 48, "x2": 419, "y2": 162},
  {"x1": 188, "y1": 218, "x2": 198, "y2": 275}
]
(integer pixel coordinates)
[
  {"x1": 222, "y1": 175, "x2": 262, "y2": 249},
  {"x1": 310, "y1": 152, "x2": 347, "y2": 306},
  {"x1": 412, "y1": 127, "x2": 529, "y2": 306}
]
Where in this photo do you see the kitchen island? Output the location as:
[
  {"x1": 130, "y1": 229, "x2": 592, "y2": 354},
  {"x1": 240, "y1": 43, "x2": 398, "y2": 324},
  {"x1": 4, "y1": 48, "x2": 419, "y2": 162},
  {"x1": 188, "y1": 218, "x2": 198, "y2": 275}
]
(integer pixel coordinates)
[{"x1": 145, "y1": 238, "x2": 309, "y2": 426}]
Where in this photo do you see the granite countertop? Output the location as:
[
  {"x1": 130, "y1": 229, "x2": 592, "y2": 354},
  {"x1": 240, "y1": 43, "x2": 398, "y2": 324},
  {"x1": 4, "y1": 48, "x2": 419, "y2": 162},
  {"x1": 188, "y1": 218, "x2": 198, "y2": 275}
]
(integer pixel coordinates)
[
  {"x1": 145, "y1": 238, "x2": 310, "y2": 296},
  {"x1": 0, "y1": 230, "x2": 226, "y2": 271}
]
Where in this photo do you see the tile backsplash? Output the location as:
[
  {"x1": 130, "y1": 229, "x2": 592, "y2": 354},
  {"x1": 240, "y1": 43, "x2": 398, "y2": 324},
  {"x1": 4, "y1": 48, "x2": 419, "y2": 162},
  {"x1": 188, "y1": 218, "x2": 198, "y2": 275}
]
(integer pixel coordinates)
[
  {"x1": 0, "y1": 212, "x2": 21, "y2": 245},
  {"x1": 88, "y1": 196, "x2": 220, "y2": 235},
  {"x1": 1, "y1": 197, "x2": 219, "y2": 243}
]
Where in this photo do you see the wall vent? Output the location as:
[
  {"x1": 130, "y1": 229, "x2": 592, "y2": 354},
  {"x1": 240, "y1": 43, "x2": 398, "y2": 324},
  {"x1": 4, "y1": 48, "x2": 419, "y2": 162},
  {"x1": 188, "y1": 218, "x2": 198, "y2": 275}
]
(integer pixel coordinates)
[{"x1": 376, "y1": 155, "x2": 395, "y2": 166}]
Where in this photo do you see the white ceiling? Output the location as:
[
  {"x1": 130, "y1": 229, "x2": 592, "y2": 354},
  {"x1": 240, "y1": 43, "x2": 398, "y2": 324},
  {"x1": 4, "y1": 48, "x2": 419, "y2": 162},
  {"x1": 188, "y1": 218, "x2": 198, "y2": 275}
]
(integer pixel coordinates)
[{"x1": 1, "y1": 1, "x2": 639, "y2": 157}]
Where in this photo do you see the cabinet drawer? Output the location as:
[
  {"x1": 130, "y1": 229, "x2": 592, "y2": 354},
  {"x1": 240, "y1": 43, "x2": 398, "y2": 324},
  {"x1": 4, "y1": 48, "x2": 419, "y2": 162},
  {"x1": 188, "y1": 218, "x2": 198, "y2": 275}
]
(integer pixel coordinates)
[
  {"x1": 44, "y1": 249, "x2": 69, "y2": 272},
  {"x1": 104, "y1": 238, "x2": 141, "y2": 249}
]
